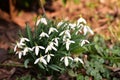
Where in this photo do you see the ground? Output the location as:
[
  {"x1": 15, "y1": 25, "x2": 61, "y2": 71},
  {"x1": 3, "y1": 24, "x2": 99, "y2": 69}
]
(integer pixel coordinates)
[{"x1": 0, "y1": 0, "x2": 120, "y2": 79}]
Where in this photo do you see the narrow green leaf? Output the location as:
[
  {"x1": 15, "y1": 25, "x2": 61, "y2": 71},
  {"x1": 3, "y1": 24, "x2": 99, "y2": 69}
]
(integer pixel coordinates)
[
  {"x1": 48, "y1": 65, "x2": 63, "y2": 71},
  {"x1": 26, "y1": 24, "x2": 33, "y2": 46}
]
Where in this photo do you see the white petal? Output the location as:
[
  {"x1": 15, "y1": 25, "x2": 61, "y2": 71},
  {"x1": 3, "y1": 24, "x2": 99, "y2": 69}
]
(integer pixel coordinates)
[
  {"x1": 47, "y1": 55, "x2": 51, "y2": 63},
  {"x1": 14, "y1": 45, "x2": 17, "y2": 52},
  {"x1": 41, "y1": 58, "x2": 47, "y2": 65},
  {"x1": 38, "y1": 46, "x2": 45, "y2": 50},
  {"x1": 34, "y1": 58, "x2": 40, "y2": 64},
  {"x1": 52, "y1": 46, "x2": 57, "y2": 51},
  {"x1": 35, "y1": 46, "x2": 39, "y2": 55},
  {"x1": 18, "y1": 51, "x2": 23, "y2": 59},
  {"x1": 83, "y1": 26, "x2": 88, "y2": 35},
  {"x1": 77, "y1": 17, "x2": 86, "y2": 25},
  {"x1": 68, "y1": 57, "x2": 73, "y2": 61},
  {"x1": 60, "y1": 57, "x2": 64, "y2": 61},
  {"x1": 64, "y1": 57, "x2": 69, "y2": 66},
  {"x1": 57, "y1": 21, "x2": 63, "y2": 27},
  {"x1": 66, "y1": 43, "x2": 70, "y2": 50},
  {"x1": 78, "y1": 58, "x2": 84, "y2": 64}
]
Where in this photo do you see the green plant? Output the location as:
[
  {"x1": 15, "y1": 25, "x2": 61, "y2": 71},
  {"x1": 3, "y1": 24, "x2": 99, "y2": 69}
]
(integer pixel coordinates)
[{"x1": 14, "y1": 17, "x2": 93, "y2": 78}]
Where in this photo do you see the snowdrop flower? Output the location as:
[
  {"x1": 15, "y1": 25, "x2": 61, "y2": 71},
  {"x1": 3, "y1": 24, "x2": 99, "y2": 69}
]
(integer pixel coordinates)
[
  {"x1": 34, "y1": 56, "x2": 47, "y2": 65},
  {"x1": 45, "y1": 42, "x2": 57, "y2": 53},
  {"x1": 69, "y1": 23, "x2": 76, "y2": 30},
  {"x1": 57, "y1": 21, "x2": 64, "y2": 27},
  {"x1": 48, "y1": 27, "x2": 58, "y2": 34},
  {"x1": 52, "y1": 37, "x2": 59, "y2": 46},
  {"x1": 23, "y1": 47, "x2": 33, "y2": 56},
  {"x1": 83, "y1": 25, "x2": 94, "y2": 35},
  {"x1": 36, "y1": 18, "x2": 47, "y2": 26},
  {"x1": 60, "y1": 56, "x2": 73, "y2": 66},
  {"x1": 59, "y1": 30, "x2": 71, "y2": 39},
  {"x1": 15, "y1": 51, "x2": 23, "y2": 59},
  {"x1": 77, "y1": 17, "x2": 86, "y2": 25},
  {"x1": 64, "y1": 39, "x2": 75, "y2": 50},
  {"x1": 20, "y1": 38, "x2": 30, "y2": 43},
  {"x1": 74, "y1": 57, "x2": 84, "y2": 64},
  {"x1": 81, "y1": 40, "x2": 90, "y2": 46},
  {"x1": 32, "y1": 46, "x2": 45, "y2": 56},
  {"x1": 39, "y1": 32, "x2": 49, "y2": 39},
  {"x1": 14, "y1": 42, "x2": 25, "y2": 52},
  {"x1": 44, "y1": 54, "x2": 54, "y2": 63}
]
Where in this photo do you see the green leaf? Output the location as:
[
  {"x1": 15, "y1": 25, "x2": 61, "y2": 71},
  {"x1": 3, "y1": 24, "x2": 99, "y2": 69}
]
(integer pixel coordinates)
[
  {"x1": 25, "y1": 24, "x2": 33, "y2": 46},
  {"x1": 24, "y1": 59, "x2": 29, "y2": 68},
  {"x1": 48, "y1": 65, "x2": 63, "y2": 71},
  {"x1": 71, "y1": 47, "x2": 85, "y2": 54}
]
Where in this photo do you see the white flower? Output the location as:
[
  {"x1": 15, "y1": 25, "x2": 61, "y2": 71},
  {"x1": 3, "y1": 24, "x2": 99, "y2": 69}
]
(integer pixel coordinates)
[
  {"x1": 77, "y1": 17, "x2": 86, "y2": 25},
  {"x1": 15, "y1": 51, "x2": 23, "y2": 59},
  {"x1": 23, "y1": 47, "x2": 33, "y2": 56},
  {"x1": 32, "y1": 46, "x2": 45, "y2": 55},
  {"x1": 69, "y1": 23, "x2": 76, "y2": 30},
  {"x1": 44, "y1": 54, "x2": 54, "y2": 63},
  {"x1": 64, "y1": 39, "x2": 75, "y2": 50},
  {"x1": 45, "y1": 42, "x2": 57, "y2": 53},
  {"x1": 36, "y1": 18, "x2": 47, "y2": 26},
  {"x1": 74, "y1": 57, "x2": 84, "y2": 64},
  {"x1": 48, "y1": 27, "x2": 58, "y2": 34},
  {"x1": 81, "y1": 40, "x2": 90, "y2": 46},
  {"x1": 34, "y1": 56, "x2": 47, "y2": 65},
  {"x1": 39, "y1": 32, "x2": 49, "y2": 39},
  {"x1": 83, "y1": 25, "x2": 94, "y2": 35},
  {"x1": 60, "y1": 56, "x2": 73, "y2": 66},
  {"x1": 57, "y1": 21, "x2": 64, "y2": 27},
  {"x1": 59, "y1": 30, "x2": 71, "y2": 39},
  {"x1": 52, "y1": 37, "x2": 59, "y2": 46},
  {"x1": 14, "y1": 42, "x2": 25, "y2": 52},
  {"x1": 20, "y1": 38, "x2": 30, "y2": 43}
]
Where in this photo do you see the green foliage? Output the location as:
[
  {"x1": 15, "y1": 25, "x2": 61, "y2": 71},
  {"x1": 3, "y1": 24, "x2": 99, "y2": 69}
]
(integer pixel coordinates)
[{"x1": 14, "y1": 17, "x2": 93, "y2": 78}]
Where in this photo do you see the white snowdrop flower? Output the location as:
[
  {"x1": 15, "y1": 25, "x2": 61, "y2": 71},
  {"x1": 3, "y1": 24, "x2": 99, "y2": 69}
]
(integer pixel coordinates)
[
  {"x1": 83, "y1": 25, "x2": 94, "y2": 35},
  {"x1": 64, "y1": 39, "x2": 75, "y2": 50},
  {"x1": 32, "y1": 46, "x2": 45, "y2": 56},
  {"x1": 23, "y1": 47, "x2": 33, "y2": 56},
  {"x1": 14, "y1": 42, "x2": 25, "y2": 52},
  {"x1": 45, "y1": 42, "x2": 57, "y2": 53},
  {"x1": 74, "y1": 57, "x2": 84, "y2": 64},
  {"x1": 48, "y1": 27, "x2": 58, "y2": 34},
  {"x1": 36, "y1": 18, "x2": 47, "y2": 26},
  {"x1": 15, "y1": 51, "x2": 23, "y2": 59},
  {"x1": 81, "y1": 40, "x2": 90, "y2": 46},
  {"x1": 57, "y1": 21, "x2": 64, "y2": 27},
  {"x1": 34, "y1": 56, "x2": 47, "y2": 65},
  {"x1": 77, "y1": 17, "x2": 87, "y2": 25},
  {"x1": 44, "y1": 54, "x2": 54, "y2": 63},
  {"x1": 69, "y1": 23, "x2": 76, "y2": 30},
  {"x1": 52, "y1": 37, "x2": 59, "y2": 46},
  {"x1": 60, "y1": 56, "x2": 73, "y2": 66},
  {"x1": 20, "y1": 38, "x2": 30, "y2": 43},
  {"x1": 59, "y1": 30, "x2": 71, "y2": 39},
  {"x1": 39, "y1": 32, "x2": 49, "y2": 39}
]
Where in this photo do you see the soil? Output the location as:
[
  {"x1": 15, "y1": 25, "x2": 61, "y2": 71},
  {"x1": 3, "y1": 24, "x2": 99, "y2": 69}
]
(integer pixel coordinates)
[{"x1": 0, "y1": 0, "x2": 120, "y2": 79}]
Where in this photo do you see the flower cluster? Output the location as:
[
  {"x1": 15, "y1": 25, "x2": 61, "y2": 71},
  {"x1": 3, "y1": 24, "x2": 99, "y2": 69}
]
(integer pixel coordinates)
[{"x1": 14, "y1": 17, "x2": 94, "y2": 69}]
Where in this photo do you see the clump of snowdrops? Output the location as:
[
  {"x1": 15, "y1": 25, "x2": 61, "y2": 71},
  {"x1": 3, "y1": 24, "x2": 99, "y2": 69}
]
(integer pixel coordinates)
[{"x1": 14, "y1": 17, "x2": 94, "y2": 73}]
